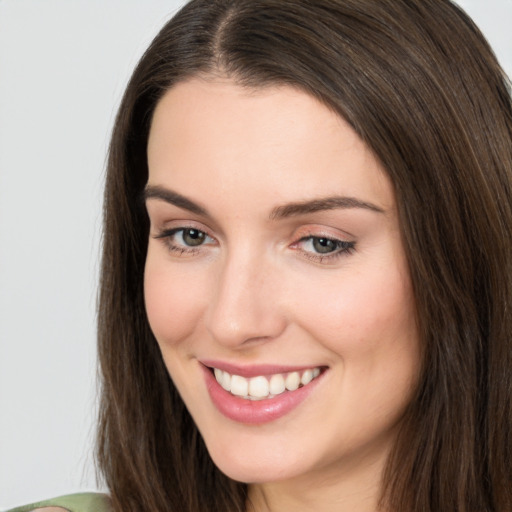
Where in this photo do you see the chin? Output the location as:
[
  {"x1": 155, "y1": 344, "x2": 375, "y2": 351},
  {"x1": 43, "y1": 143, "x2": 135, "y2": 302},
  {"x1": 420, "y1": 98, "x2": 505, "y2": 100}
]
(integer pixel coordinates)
[
  {"x1": 202, "y1": 431, "x2": 311, "y2": 484},
  {"x1": 211, "y1": 454, "x2": 298, "y2": 484}
]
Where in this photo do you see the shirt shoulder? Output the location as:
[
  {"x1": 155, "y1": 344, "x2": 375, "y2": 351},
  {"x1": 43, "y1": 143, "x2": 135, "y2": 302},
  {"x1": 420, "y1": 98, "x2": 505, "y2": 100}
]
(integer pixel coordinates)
[{"x1": 5, "y1": 493, "x2": 111, "y2": 512}]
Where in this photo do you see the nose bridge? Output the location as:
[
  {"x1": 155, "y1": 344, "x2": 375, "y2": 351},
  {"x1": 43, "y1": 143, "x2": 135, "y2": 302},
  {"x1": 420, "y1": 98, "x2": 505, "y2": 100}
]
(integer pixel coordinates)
[{"x1": 206, "y1": 242, "x2": 286, "y2": 347}]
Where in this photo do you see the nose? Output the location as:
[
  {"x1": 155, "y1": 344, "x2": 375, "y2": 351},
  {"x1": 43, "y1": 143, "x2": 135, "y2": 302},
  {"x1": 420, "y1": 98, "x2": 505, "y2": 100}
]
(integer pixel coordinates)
[{"x1": 205, "y1": 248, "x2": 287, "y2": 348}]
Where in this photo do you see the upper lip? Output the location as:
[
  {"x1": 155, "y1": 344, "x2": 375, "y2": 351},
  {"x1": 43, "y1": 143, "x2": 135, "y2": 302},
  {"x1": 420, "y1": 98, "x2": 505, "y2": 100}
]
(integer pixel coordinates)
[{"x1": 200, "y1": 360, "x2": 325, "y2": 378}]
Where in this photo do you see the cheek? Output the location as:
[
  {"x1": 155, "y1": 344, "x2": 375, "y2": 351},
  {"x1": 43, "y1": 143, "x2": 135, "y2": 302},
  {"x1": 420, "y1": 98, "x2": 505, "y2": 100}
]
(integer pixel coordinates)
[
  {"x1": 295, "y1": 264, "x2": 419, "y2": 433},
  {"x1": 293, "y1": 262, "x2": 417, "y2": 358},
  {"x1": 144, "y1": 251, "x2": 206, "y2": 346}
]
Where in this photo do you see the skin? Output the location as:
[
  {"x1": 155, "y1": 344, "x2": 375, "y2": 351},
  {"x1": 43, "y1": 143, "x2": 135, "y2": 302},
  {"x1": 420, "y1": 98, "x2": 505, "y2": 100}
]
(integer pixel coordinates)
[{"x1": 144, "y1": 77, "x2": 420, "y2": 512}]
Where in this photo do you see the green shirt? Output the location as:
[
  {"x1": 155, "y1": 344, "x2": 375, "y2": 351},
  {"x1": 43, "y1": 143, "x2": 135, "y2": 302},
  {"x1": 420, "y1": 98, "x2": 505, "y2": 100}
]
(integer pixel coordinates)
[{"x1": 6, "y1": 493, "x2": 111, "y2": 512}]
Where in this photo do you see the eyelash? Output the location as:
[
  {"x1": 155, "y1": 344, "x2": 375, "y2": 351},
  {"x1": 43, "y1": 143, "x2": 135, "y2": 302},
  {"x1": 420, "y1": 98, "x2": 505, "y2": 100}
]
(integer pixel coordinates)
[
  {"x1": 293, "y1": 235, "x2": 356, "y2": 263},
  {"x1": 153, "y1": 227, "x2": 356, "y2": 263},
  {"x1": 154, "y1": 227, "x2": 216, "y2": 256}
]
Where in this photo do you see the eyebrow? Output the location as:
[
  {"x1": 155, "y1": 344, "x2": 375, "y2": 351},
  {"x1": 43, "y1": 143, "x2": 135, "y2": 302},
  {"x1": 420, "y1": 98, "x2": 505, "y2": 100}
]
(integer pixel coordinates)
[
  {"x1": 144, "y1": 185, "x2": 208, "y2": 216},
  {"x1": 269, "y1": 196, "x2": 385, "y2": 219},
  {"x1": 143, "y1": 184, "x2": 385, "y2": 219}
]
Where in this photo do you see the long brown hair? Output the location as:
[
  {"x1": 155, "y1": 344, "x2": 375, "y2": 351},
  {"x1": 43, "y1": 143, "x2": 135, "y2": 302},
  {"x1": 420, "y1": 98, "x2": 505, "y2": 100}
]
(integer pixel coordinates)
[{"x1": 96, "y1": 1, "x2": 512, "y2": 510}]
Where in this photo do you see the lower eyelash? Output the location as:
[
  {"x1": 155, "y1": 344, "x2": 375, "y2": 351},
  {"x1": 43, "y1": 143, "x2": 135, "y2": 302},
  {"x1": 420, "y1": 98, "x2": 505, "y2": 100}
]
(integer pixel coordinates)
[
  {"x1": 298, "y1": 238, "x2": 356, "y2": 263},
  {"x1": 168, "y1": 244, "x2": 198, "y2": 255},
  {"x1": 152, "y1": 229, "x2": 355, "y2": 262},
  {"x1": 153, "y1": 228, "x2": 204, "y2": 255},
  {"x1": 316, "y1": 245, "x2": 355, "y2": 261}
]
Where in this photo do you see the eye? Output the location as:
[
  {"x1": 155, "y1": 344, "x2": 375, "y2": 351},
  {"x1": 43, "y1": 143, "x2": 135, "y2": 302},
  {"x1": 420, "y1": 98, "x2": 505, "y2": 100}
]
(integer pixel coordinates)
[
  {"x1": 178, "y1": 228, "x2": 207, "y2": 246},
  {"x1": 310, "y1": 237, "x2": 343, "y2": 254},
  {"x1": 294, "y1": 235, "x2": 355, "y2": 261},
  {"x1": 153, "y1": 226, "x2": 215, "y2": 255}
]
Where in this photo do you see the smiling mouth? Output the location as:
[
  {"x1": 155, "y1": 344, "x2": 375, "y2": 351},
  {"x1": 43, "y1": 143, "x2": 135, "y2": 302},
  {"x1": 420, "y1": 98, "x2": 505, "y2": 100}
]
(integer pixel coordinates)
[{"x1": 211, "y1": 367, "x2": 323, "y2": 400}]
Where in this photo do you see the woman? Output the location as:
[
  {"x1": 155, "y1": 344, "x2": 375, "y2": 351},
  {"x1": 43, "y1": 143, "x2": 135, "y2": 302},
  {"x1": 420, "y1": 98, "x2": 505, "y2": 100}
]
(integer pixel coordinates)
[{"x1": 11, "y1": 0, "x2": 512, "y2": 511}]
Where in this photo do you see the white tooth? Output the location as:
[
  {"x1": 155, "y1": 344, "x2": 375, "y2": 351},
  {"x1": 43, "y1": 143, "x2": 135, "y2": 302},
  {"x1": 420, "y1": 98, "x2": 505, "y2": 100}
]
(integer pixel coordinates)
[
  {"x1": 214, "y1": 368, "x2": 223, "y2": 384},
  {"x1": 285, "y1": 371, "x2": 300, "y2": 391},
  {"x1": 221, "y1": 371, "x2": 231, "y2": 391},
  {"x1": 249, "y1": 376, "x2": 270, "y2": 398},
  {"x1": 230, "y1": 374, "x2": 249, "y2": 396},
  {"x1": 269, "y1": 374, "x2": 286, "y2": 395},
  {"x1": 301, "y1": 369, "x2": 313, "y2": 386},
  {"x1": 313, "y1": 368, "x2": 320, "y2": 378}
]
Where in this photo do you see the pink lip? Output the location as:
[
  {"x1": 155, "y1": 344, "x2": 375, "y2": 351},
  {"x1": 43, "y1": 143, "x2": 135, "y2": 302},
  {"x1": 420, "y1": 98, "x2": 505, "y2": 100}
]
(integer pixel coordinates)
[{"x1": 200, "y1": 363, "x2": 326, "y2": 425}]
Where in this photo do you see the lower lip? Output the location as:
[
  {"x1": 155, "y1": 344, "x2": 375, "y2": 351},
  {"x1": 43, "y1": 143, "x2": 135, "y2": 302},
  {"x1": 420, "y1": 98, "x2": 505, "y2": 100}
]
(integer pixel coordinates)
[{"x1": 201, "y1": 365, "x2": 325, "y2": 425}]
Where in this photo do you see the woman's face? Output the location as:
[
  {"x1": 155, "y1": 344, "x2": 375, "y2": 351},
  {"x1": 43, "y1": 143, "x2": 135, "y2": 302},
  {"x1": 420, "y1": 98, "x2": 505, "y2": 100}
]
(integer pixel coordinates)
[{"x1": 144, "y1": 78, "x2": 419, "y2": 489}]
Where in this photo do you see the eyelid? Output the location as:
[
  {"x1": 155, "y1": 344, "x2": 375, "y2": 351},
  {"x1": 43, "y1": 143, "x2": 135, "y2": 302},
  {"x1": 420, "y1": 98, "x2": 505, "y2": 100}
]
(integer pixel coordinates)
[
  {"x1": 289, "y1": 226, "x2": 356, "y2": 263},
  {"x1": 151, "y1": 217, "x2": 215, "y2": 238},
  {"x1": 152, "y1": 221, "x2": 218, "y2": 257},
  {"x1": 146, "y1": 201, "x2": 222, "y2": 237},
  {"x1": 154, "y1": 226, "x2": 215, "y2": 243},
  {"x1": 292, "y1": 223, "x2": 355, "y2": 240}
]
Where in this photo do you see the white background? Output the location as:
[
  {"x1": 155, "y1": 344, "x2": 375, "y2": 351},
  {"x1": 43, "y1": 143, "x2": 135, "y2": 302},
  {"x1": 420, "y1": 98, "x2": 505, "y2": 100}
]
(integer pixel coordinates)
[{"x1": 0, "y1": 0, "x2": 510, "y2": 508}]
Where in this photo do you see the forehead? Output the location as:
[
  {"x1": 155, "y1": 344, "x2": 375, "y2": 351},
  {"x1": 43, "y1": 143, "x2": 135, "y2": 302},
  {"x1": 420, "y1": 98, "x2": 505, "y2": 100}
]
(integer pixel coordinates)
[{"x1": 147, "y1": 78, "x2": 394, "y2": 213}]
